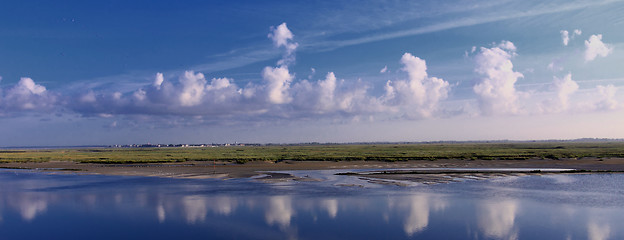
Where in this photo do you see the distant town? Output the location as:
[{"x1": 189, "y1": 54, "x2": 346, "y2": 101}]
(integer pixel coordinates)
[
  {"x1": 108, "y1": 138, "x2": 624, "y2": 149},
  {"x1": 109, "y1": 143, "x2": 259, "y2": 148}
]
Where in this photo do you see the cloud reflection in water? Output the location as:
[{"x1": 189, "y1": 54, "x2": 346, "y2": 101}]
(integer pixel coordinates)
[
  {"x1": 588, "y1": 219, "x2": 611, "y2": 240},
  {"x1": 0, "y1": 171, "x2": 623, "y2": 240},
  {"x1": 7, "y1": 193, "x2": 49, "y2": 222},
  {"x1": 182, "y1": 195, "x2": 208, "y2": 224},
  {"x1": 478, "y1": 200, "x2": 519, "y2": 240},
  {"x1": 265, "y1": 196, "x2": 294, "y2": 228}
]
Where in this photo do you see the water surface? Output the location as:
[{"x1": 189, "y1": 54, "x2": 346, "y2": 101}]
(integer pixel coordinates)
[{"x1": 0, "y1": 169, "x2": 622, "y2": 239}]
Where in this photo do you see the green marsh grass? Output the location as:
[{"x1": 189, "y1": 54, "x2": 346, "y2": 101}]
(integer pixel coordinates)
[{"x1": 1, "y1": 142, "x2": 624, "y2": 164}]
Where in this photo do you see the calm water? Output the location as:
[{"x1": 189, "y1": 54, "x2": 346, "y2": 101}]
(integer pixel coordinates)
[{"x1": 0, "y1": 169, "x2": 623, "y2": 240}]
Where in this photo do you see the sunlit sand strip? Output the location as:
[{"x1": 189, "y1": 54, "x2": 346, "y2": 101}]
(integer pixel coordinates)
[{"x1": 333, "y1": 168, "x2": 601, "y2": 186}]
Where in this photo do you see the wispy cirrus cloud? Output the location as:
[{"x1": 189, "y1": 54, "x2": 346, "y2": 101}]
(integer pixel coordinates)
[{"x1": 304, "y1": 0, "x2": 622, "y2": 51}]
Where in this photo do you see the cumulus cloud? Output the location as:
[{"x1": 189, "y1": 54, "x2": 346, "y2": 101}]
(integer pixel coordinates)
[
  {"x1": 561, "y1": 29, "x2": 582, "y2": 46},
  {"x1": 68, "y1": 52, "x2": 445, "y2": 122},
  {"x1": 0, "y1": 22, "x2": 445, "y2": 123},
  {"x1": 553, "y1": 73, "x2": 579, "y2": 110},
  {"x1": 0, "y1": 77, "x2": 58, "y2": 114},
  {"x1": 262, "y1": 66, "x2": 293, "y2": 104},
  {"x1": 153, "y1": 72, "x2": 164, "y2": 89},
  {"x1": 382, "y1": 53, "x2": 450, "y2": 118},
  {"x1": 291, "y1": 72, "x2": 380, "y2": 116},
  {"x1": 594, "y1": 84, "x2": 618, "y2": 110},
  {"x1": 540, "y1": 73, "x2": 579, "y2": 113},
  {"x1": 574, "y1": 29, "x2": 582, "y2": 36},
  {"x1": 68, "y1": 71, "x2": 252, "y2": 117},
  {"x1": 291, "y1": 72, "x2": 336, "y2": 112},
  {"x1": 584, "y1": 34, "x2": 613, "y2": 62},
  {"x1": 268, "y1": 23, "x2": 299, "y2": 66},
  {"x1": 561, "y1": 30, "x2": 570, "y2": 46},
  {"x1": 70, "y1": 23, "x2": 380, "y2": 120},
  {"x1": 547, "y1": 58, "x2": 564, "y2": 72},
  {"x1": 18, "y1": 23, "x2": 624, "y2": 127},
  {"x1": 178, "y1": 71, "x2": 208, "y2": 107},
  {"x1": 473, "y1": 41, "x2": 524, "y2": 115}
]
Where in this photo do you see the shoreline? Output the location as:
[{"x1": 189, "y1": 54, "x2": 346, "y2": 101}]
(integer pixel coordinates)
[{"x1": 2, "y1": 158, "x2": 624, "y2": 180}]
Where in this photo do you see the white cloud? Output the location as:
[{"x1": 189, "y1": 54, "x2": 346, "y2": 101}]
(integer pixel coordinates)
[
  {"x1": 561, "y1": 29, "x2": 582, "y2": 46},
  {"x1": 584, "y1": 34, "x2": 613, "y2": 62},
  {"x1": 0, "y1": 77, "x2": 57, "y2": 113},
  {"x1": 595, "y1": 84, "x2": 618, "y2": 110},
  {"x1": 178, "y1": 71, "x2": 207, "y2": 107},
  {"x1": 10, "y1": 23, "x2": 619, "y2": 129},
  {"x1": 380, "y1": 65, "x2": 388, "y2": 73},
  {"x1": 553, "y1": 73, "x2": 579, "y2": 110},
  {"x1": 308, "y1": 67, "x2": 316, "y2": 79},
  {"x1": 382, "y1": 53, "x2": 450, "y2": 118},
  {"x1": 291, "y1": 72, "x2": 379, "y2": 115},
  {"x1": 68, "y1": 71, "x2": 250, "y2": 117},
  {"x1": 262, "y1": 65, "x2": 293, "y2": 104},
  {"x1": 473, "y1": 41, "x2": 524, "y2": 115},
  {"x1": 561, "y1": 30, "x2": 570, "y2": 46},
  {"x1": 268, "y1": 23, "x2": 299, "y2": 66},
  {"x1": 497, "y1": 41, "x2": 516, "y2": 51},
  {"x1": 268, "y1": 23, "x2": 297, "y2": 53},
  {"x1": 153, "y1": 72, "x2": 164, "y2": 89},
  {"x1": 317, "y1": 72, "x2": 337, "y2": 110},
  {"x1": 541, "y1": 73, "x2": 579, "y2": 113},
  {"x1": 573, "y1": 29, "x2": 582, "y2": 36},
  {"x1": 547, "y1": 58, "x2": 564, "y2": 72}
]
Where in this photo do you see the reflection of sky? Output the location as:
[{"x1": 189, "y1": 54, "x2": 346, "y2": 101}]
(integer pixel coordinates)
[
  {"x1": 0, "y1": 170, "x2": 624, "y2": 239},
  {"x1": 265, "y1": 196, "x2": 294, "y2": 228},
  {"x1": 182, "y1": 195, "x2": 208, "y2": 224},
  {"x1": 478, "y1": 200, "x2": 519, "y2": 240},
  {"x1": 389, "y1": 194, "x2": 448, "y2": 236},
  {"x1": 8, "y1": 193, "x2": 49, "y2": 221},
  {"x1": 321, "y1": 199, "x2": 338, "y2": 219},
  {"x1": 588, "y1": 219, "x2": 611, "y2": 240}
]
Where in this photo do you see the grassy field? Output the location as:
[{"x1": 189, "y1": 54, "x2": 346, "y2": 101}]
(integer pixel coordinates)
[{"x1": 1, "y1": 142, "x2": 624, "y2": 164}]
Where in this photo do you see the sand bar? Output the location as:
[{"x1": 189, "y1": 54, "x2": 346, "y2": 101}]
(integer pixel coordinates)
[{"x1": 2, "y1": 158, "x2": 624, "y2": 181}]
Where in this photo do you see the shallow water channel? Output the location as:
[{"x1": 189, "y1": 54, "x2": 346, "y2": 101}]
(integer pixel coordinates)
[{"x1": 0, "y1": 169, "x2": 623, "y2": 239}]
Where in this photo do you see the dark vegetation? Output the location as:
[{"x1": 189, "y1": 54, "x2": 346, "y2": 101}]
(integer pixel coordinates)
[{"x1": 1, "y1": 142, "x2": 624, "y2": 164}]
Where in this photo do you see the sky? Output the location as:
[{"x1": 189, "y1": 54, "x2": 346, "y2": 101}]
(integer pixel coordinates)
[{"x1": 1, "y1": 0, "x2": 624, "y2": 146}]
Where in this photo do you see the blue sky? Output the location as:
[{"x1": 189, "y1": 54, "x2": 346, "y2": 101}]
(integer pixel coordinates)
[{"x1": 1, "y1": 0, "x2": 623, "y2": 146}]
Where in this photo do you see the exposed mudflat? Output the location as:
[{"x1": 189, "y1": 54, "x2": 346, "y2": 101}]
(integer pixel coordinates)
[{"x1": 2, "y1": 158, "x2": 624, "y2": 185}]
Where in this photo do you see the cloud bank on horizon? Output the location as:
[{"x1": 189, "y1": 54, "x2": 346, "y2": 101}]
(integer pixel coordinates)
[{"x1": 0, "y1": 24, "x2": 618, "y2": 121}]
